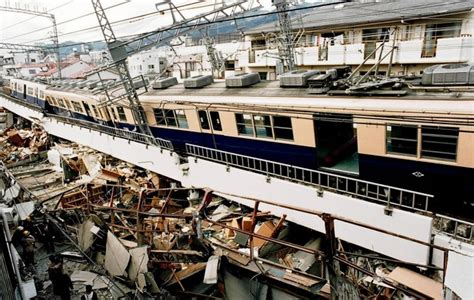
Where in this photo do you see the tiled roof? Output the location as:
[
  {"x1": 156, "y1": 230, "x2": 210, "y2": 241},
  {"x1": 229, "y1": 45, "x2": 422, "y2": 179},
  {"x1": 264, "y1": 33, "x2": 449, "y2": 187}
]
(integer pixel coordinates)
[{"x1": 247, "y1": 0, "x2": 474, "y2": 34}]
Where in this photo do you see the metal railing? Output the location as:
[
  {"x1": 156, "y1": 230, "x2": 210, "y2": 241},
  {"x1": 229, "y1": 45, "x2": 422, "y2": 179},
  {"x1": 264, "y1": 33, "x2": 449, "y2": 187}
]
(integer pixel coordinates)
[
  {"x1": 433, "y1": 214, "x2": 473, "y2": 243},
  {"x1": 48, "y1": 114, "x2": 174, "y2": 151},
  {"x1": 186, "y1": 144, "x2": 434, "y2": 213}
]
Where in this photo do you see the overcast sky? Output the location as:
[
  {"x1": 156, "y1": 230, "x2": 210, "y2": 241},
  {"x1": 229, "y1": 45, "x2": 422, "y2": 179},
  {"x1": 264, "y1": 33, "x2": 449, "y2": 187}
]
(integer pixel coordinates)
[{"x1": 0, "y1": 0, "x2": 285, "y2": 45}]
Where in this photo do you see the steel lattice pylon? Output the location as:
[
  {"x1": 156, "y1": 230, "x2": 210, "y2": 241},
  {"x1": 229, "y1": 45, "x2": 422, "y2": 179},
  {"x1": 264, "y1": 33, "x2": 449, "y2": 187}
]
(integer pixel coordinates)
[
  {"x1": 91, "y1": 0, "x2": 157, "y2": 144},
  {"x1": 274, "y1": 0, "x2": 296, "y2": 72},
  {"x1": 90, "y1": 0, "x2": 259, "y2": 145},
  {"x1": 0, "y1": 4, "x2": 61, "y2": 78}
]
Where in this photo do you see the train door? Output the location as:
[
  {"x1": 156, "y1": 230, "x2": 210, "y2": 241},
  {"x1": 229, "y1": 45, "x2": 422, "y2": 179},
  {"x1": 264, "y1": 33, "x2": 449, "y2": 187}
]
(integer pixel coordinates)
[
  {"x1": 23, "y1": 84, "x2": 27, "y2": 99},
  {"x1": 314, "y1": 113, "x2": 359, "y2": 175}
]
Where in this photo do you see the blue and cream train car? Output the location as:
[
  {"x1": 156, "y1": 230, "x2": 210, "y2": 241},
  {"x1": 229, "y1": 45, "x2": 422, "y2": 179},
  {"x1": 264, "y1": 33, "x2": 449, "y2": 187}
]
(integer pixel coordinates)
[
  {"x1": 130, "y1": 80, "x2": 473, "y2": 219},
  {"x1": 3, "y1": 77, "x2": 474, "y2": 219},
  {"x1": 8, "y1": 78, "x2": 48, "y2": 109}
]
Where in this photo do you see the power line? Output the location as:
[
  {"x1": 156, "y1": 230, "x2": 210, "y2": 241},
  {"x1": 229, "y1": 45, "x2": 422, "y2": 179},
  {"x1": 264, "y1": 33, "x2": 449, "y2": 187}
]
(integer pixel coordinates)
[
  {"x1": 1, "y1": 0, "x2": 129, "y2": 42},
  {"x1": 2, "y1": 0, "x2": 249, "y2": 43},
  {"x1": 19, "y1": 1, "x2": 467, "y2": 51},
  {"x1": 0, "y1": 0, "x2": 74, "y2": 31}
]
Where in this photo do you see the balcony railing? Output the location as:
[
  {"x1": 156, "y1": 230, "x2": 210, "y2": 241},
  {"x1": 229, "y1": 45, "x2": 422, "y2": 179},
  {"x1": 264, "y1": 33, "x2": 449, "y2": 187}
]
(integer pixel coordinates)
[
  {"x1": 433, "y1": 214, "x2": 473, "y2": 243},
  {"x1": 48, "y1": 114, "x2": 174, "y2": 151},
  {"x1": 186, "y1": 144, "x2": 433, "y2": 213}
]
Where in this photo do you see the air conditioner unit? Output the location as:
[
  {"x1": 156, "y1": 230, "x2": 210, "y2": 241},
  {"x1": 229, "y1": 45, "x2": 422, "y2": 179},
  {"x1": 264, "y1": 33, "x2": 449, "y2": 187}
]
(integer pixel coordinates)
[
  {"x1": 183, "y1": 75, "x2": 213, "y2": 88},
  {"x1": 225, "y1": 72, "x2": 260, "y2": 87},
  {"x1": 279, "y1": 70, "x2": 320, "y2": 87},
  {"x1": 152, "y1": 77, "x2": 178, "y2": 89}
]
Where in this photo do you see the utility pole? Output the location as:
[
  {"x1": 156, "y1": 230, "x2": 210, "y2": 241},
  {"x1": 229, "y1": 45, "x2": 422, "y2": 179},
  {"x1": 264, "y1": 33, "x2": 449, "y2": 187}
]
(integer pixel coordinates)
[
  {"x1": 273, "y1": 0, "x2": 296, "y2": 72},
  {"x1": 90, "y1": 0, "x2": 258, "y2": 143}
]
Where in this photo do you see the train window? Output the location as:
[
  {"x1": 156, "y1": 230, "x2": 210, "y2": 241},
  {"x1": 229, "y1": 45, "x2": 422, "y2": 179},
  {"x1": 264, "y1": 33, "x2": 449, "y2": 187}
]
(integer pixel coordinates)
[
  {"x1": 72, "y1": 101, "x2": 84, "y2": 113},
  {"x1": 92, "y1": 105, "x2": 99, "y2": 118},
  {"x1": 39, "y1": 91, "x2": 44, "y2": 99},
  {"x1": 27, "y1": 87, "x2": 34, "y2": 95},
  {"x1": 117, "y1": 107, "x2": 127, "y2": 122},
  {"x1": 57, "y1": 98, "x2": 66, "y2": 108},
  {"x1": 164, "y1": 110, "x2": 177, "y2": 127},
  {"x1": 153, "y1": 108, "x2": 166, "y2": 125},
  {"x1": 176, "y1": 110, "x2": 188, "y2": 128},
  {"x1": 236, "y1": 113, "x2": 254, "y2": 136},
  {"x1": 421, "y1": 126, "x2": 458, "y2": 160},
  {"x1": 198, "y1": 110, "x2": 210, "y2": 130},
  {"x1": 64, "y1": 99, "x2": 72, "y2": 110},
  {"x1": 109, "y1": 108, "x2": 118, "y2": 120},
  {"x1": 46, "y1": 96, "x2": 53, "y2": 105},
  {"x1": 386, "y1": 125, "x2": 417, "y2": 156},
  {"x1": 210, "y1": 111, "x2": 222, "y2": 131},
  {"x1": 153, "y1": 109, "x2": 188, "y2": 129},
  {"x1": 273, "y1": 116, "x2": 293, "y2": 140},
  {"x1": 253, "y1": 115, "x2": 273, "y2": 139}
]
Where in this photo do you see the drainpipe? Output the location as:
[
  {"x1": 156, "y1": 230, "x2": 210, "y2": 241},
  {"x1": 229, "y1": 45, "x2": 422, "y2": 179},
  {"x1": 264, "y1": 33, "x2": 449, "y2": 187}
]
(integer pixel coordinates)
[{"x1": 0, "y1": 210, "x2": 26, "y2": 300}]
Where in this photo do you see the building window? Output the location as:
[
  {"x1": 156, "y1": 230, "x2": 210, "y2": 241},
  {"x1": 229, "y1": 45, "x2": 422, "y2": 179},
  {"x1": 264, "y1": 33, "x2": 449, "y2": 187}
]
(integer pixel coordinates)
[
  {"x1": 422, "y1": 22, "x2": 462, "y2": 58},
  {"x1": 258, "y1": 72, "x2": 267, "y2": 80},
  {"x1": 421, "y1": 126, "x2": 458, "y2": 160},
  {"x1": 198, "y1": 110, "x2": 210, "y2": 130},
  {"x1": 153, "y1": 108, "x2": 188, "y2": 128},
  {"x1": 210, "y1": 111, "x2": 222, "y2": 131},
  {"x1": 363, "y1": 28, "x2": 389, "y2": 59},
  {"x1": 273, "y1": 116, "x2": 293, "y2": 140},
  {"x1": 148, "y1": 64, "x2": 155, "y2": 69},
  {"x1": 28, "y1": 69, "x2": 36, "y2": 75},
  {"x1": 236, "y1": 113, "x2": 254, "y2": 136},
  {"x1": 386, "y1": 125, "x2": 418, "y2": 156},
  {"x1": 116, "y1": 106, "x2": 127, "y2": 122},
  {"x1": 235, "y1": 113, "x2": 293, "y2": 141},
  {"x1": 225, "y1": 61, "x2": 235, "y2": 71}
]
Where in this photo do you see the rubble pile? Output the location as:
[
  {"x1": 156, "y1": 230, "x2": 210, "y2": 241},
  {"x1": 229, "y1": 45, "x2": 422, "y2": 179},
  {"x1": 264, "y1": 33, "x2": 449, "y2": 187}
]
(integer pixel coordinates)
[
  {"x1": 0, "y1": 126, "x2": 50, "y2": 164},
  {"x1": 0, "y1": 124, "x2": 448, "y2": 299}
]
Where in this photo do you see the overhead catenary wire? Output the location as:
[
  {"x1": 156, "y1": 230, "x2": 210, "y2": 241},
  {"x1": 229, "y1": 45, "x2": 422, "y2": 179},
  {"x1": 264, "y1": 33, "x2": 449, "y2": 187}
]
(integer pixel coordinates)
[
  {"x1": 0, "y1": 0, "x2": 75, "y2": 31},
  {"x1": 1, "y1": 0, "x2": 130, "y2": 42},
  {"x1": 5, "y1": 1, "x2": 465, "y2": 49},
  {"x1": 3, "y1": 0, "x2": 254, "y2": 43}
]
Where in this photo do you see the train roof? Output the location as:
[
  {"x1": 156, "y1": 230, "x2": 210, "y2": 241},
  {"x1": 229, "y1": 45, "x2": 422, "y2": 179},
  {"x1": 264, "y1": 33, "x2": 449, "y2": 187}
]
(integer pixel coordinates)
[
  {"x1": 8, "y1": 77, "x2": 474, "y2": 116},
  {"x1": 140, "y1": 80, "x2": 474, "y2": 116}
]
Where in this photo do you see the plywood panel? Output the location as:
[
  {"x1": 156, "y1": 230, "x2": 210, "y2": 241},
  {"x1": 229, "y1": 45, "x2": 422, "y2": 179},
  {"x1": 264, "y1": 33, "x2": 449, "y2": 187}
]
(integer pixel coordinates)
[
  {"x1": 357, "y1": 124, "x2": 385, "y2": 156},
  {"x1": 220, "y1": 111, "x2": 238, "y2": 136},
  {"x1": 292, "y1": 118, "x2": 315, "y2": 147},
  {"x1": 457, "y1": 129, "x2": 474, "y2": 168}
]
